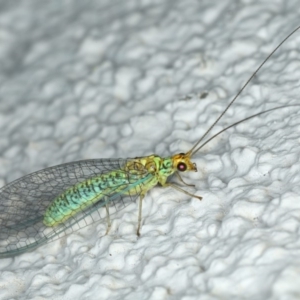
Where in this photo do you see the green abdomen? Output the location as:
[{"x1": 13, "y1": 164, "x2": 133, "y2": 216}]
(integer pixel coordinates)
[{"x1": 43, "y1": 171, "x2": 130, "y2": 226}]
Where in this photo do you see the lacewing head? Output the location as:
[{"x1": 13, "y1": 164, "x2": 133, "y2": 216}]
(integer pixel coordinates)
[{"x1": 171, "y1": 153, "x2": 197, "y2": 173}]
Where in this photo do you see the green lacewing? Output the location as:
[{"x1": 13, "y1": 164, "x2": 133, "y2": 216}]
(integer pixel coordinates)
[{"x1": 0, "y1": 26, "x2": 299, "y2": 258}]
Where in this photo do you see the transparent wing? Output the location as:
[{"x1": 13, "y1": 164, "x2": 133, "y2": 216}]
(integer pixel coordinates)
[{"x1": 0, "y1": 158, "x2": 151, "y2": 258}]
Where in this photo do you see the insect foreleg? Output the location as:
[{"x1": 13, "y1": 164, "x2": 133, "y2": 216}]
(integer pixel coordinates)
[
  {"x1": 175, "y1": 172, "x2": 196, "y2": 187},
  {"x1": 164, "y1": 182, "x2": 202, "y2": 201}
]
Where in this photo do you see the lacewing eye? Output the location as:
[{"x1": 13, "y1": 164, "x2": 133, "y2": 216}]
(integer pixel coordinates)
[{"x1": 177, "y1": 162, "x2": 187, "y2": 172}]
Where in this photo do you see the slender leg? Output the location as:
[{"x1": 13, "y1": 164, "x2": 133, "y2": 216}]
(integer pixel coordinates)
[
  {"x1": 175, "y1": 172, "x2": 195, "y2": 187},
  {"x1": 105, "y1": 203, "x2": 111, "y2": 235},
  {"x1": 137, "y1": 194, "x2": 145, "y2": 236},
  {"x1": 164, "y1": 182, "x2": 202, "y2": 200}
]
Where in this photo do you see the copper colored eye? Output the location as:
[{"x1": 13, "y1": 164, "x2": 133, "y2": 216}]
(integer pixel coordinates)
[{"x1": 177, "y1": 162, "x2": 187, "y2": 172}]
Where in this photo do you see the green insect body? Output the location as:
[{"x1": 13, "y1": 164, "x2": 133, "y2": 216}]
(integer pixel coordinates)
[{"x1": 43, "y1": 154, "x2": 197, "y2": 229}]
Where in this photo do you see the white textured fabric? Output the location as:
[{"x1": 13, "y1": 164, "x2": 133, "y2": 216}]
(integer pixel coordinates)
[{"x1": 0, "y1": 1, "x2": 300, "y2": 299}]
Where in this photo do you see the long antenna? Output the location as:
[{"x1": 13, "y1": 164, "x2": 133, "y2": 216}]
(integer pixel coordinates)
[
  {"x1": 186, "y1": 25, "x2": 300, "y2": 157},
  {"x1": 193, "y1": 104, "x2": 300, "y2": 153}
]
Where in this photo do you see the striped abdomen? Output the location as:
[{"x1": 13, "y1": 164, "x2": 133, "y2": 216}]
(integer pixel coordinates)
[{"x1": 43, "y1": 169, "x2": 142, "y2": 227}]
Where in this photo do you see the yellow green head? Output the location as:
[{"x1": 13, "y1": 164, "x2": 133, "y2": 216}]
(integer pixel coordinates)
[{"x1": 171, "y1": 153, "x2": 197, "y2": 173}]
